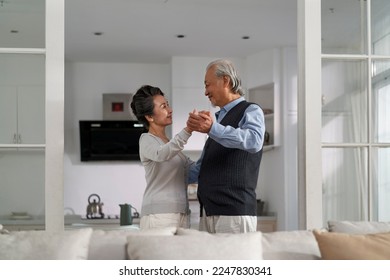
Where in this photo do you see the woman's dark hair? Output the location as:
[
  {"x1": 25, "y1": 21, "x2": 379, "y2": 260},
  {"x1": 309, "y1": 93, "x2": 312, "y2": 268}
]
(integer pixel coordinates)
[{"x1": 130, "y1": 85, "x2": 164, "y2": 128}]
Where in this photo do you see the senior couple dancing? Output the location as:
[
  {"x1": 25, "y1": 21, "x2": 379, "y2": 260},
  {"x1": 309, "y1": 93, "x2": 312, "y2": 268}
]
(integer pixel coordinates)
[{"x1": 130, "y1": 59, "x2": 265, "y2": 234}]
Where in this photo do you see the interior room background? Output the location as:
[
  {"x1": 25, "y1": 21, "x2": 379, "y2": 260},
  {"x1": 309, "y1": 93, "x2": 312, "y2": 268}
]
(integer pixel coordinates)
[{"x1": 1, "y1": 0, "x2": 389, "y2": 231}]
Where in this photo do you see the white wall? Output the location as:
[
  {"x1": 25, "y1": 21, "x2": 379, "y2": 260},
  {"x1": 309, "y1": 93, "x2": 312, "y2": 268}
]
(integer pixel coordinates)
[{"x1": 64, "y1": 62, "x2": 170, "y2": 216}]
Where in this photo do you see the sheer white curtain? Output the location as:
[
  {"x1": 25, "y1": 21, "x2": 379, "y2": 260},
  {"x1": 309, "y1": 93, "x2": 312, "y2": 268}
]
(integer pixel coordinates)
[
  {"x1": 347, "y1": 62, "x2": 368, "y2": 220},
  {"x1": 322, "y1": 61, "x2": 368, "y2": 221},
  {"x1": 375, "y1": 83, "x2": 390, "y2": 221}
]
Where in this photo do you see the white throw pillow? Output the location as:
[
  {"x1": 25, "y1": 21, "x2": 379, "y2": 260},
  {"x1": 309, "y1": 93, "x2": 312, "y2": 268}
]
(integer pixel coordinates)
[
  {"x1": 328, "y1": 220, "x2": 390, "y2": 234},
  {"x1": 89, "y1": 227, "x2": 176, "y2": 260},
  {"x1": 0, "y1": 228, "x2": 93, "y2": 260},
  {"x1": 127, "y1": 228, "x2": 263, "y2": 260},
  {"x1": 261, "y1": 230, "x2": 321, "y2": 260}
]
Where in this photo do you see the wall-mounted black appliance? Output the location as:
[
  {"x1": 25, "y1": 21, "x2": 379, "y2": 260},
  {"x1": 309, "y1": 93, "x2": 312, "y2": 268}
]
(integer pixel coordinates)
[{"x1": 79, "y1": 120, "x2": 147, "y2": 161}]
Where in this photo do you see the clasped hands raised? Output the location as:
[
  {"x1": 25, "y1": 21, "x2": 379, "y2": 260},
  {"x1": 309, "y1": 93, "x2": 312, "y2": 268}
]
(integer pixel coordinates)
[{"x1": 186, "y1": 109, "x2": 213, "y2": 134}]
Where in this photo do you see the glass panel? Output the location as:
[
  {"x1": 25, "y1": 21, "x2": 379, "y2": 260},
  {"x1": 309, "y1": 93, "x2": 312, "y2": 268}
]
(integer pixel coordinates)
[
  {"x1": 0, "y1": 0, "x2": 45, "y2": 48},
  {"x1": 322, "y1": 59, "x2": 368, "y2": 143},
  {"x1": 372, "y1": 60, "x2": 390, "y2": 143},
  {"x1": 371, "y1": 147, "x2": 390, "y2": 221},
  {"x1": 322, "y1": 0, "x2": 367, "y2": 54},
  {"x1": 322, "y1": 147, "x2": 368, "y2": 223},
  {"x1": 371, "y1": 0, "x2": 390, "y2": 55},
  {"x1": 0, "y1": 149, "x2": 45, "y2": 227}
]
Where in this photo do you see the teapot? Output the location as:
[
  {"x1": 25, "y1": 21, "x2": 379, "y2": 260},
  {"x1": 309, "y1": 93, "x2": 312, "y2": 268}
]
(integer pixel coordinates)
[{"x1": 86, "y1": 194, "x2": 105, "y2": 219}]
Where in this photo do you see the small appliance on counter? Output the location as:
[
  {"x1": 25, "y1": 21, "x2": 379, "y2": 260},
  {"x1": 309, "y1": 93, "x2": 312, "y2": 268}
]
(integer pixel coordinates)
[
  {"x1": 256, "y1": 199, "x2": 265, "y2": 216},
  {"x1": 86, "y1": 193, "x2": 105, "y2": 219},
  {"x1": 119, "y1": 203, "x2": 139, "y2": 226}
]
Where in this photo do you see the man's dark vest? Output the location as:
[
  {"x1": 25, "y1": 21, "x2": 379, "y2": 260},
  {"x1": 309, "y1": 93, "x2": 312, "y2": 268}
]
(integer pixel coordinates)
[{"x1": 198, "y1": 100, "x2": 263, "y2": 216}]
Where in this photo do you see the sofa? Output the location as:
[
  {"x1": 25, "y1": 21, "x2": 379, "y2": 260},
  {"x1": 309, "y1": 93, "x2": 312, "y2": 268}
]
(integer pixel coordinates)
[{"x1": 1, "y1": 221, "x2": 390, "y2": 260}]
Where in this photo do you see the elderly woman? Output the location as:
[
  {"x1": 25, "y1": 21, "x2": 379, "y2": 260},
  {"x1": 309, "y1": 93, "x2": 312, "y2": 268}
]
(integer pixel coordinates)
[{"x1": 130, "y1": 85, "x2": 196, "y2": 230}]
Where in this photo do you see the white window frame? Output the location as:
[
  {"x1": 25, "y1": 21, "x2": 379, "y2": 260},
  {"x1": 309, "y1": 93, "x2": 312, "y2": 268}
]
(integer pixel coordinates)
[
  {"x1": 297, "y1": 0, "x2": 323, "y2": 229},
  {"x1": 45, "y1": 0, "x2": 65, "y2": 232}
]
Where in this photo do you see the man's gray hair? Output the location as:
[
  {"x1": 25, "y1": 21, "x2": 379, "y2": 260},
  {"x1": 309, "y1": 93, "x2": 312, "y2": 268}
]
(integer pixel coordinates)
[{"x1": 206, "y1": 59, "x2": 244, "y2": 96}]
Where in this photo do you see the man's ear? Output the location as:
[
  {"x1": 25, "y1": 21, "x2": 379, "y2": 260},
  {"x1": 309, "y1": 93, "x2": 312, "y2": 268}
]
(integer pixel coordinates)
[{"x1": 223, "y1": 75, "x2": 231, "y2": 88}]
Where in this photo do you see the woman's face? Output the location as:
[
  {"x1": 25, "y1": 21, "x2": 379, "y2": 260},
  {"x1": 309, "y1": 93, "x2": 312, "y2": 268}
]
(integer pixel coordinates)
[{"x1": 151, "y1": 94, "x2": 172, "y2": 127}]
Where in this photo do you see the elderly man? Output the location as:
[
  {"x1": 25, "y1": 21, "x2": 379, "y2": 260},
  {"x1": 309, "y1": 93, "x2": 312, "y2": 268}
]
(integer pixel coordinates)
[{"x1": 187, "y1": 59, "x2": 265, "y2": 234}]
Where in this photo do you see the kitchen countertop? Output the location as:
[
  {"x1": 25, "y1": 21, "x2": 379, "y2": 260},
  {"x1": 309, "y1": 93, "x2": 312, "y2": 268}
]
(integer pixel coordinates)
[
  {"x1": 1, "y1": 214, "x2": 274, "y2": 231},
  {"x1": 0, "y1": 214, "x2": 140, "y2": 231}
]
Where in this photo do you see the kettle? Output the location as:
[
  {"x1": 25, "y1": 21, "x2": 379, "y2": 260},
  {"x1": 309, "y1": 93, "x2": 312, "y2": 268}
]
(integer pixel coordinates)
[
  {"x1": 86, "y1": 194, "x2": 105, "y2": 219},
  {"x1": 119, "y1": 203, "x2": 138, "y2": 225}
]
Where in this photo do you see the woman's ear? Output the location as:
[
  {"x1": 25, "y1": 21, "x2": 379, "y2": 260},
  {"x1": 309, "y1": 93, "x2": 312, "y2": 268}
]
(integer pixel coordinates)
[{"x1": 145, "y1": 115, "x2": 154, "y2": 122}]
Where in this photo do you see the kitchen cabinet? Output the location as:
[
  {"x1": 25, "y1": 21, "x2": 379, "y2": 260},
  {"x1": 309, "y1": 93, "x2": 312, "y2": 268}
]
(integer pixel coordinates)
[
  {"x1": 0, "y1": 85, "x2": 45, "y2": 146},
  {"x1": 248, "y1": 83, "x2": 278, "y2": 151}
]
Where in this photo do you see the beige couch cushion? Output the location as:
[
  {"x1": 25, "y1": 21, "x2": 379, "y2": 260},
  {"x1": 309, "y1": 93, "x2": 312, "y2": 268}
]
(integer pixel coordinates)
[
  {"x1": 328, "y1": 220, "x2": 390, "y2": 234},
  {"x1": 313, "y1": 230, "x2": 390, "y2": 260},
  {"x1": 261, "y1": 230, "x2": 321, "y2": 260},
  {"x1": 89, "y1": 227, "x2": 176, "y2": 260},
  {"x1": 0, "y1": 228, "x2": 93, "y2": 260},
  {"x1": 127, "y1": 228, "x2": 263, "y2": 260}
]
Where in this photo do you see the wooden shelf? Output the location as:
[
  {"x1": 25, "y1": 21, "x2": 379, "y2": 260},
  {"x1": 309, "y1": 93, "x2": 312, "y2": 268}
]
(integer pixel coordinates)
[
  {"x1": 257, "y1": 215, "x2": 277, "y2": 232},
  {"x1": 263, "y1": 145, "x2": 275, "y2": 152}
]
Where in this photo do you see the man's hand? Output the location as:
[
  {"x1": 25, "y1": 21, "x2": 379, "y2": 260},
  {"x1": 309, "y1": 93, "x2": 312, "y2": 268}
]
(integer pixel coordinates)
[{"x1": 187, "y1": 110, "x2": 213, "y2": 133}]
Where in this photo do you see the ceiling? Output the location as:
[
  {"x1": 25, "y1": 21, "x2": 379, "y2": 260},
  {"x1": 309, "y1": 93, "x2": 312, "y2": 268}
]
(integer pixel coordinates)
[
  {"x1": 0, "y1": 0, "x2": 297, "y2": 64},
  {"x1": 64, "y1": 0, "x2": 297, "y2": 63}
]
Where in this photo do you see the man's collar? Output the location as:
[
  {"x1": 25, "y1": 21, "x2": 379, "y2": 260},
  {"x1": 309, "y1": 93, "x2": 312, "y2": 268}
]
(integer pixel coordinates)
[{"x1": 221, "y1": 96, "x2": 245, "y2": 112}]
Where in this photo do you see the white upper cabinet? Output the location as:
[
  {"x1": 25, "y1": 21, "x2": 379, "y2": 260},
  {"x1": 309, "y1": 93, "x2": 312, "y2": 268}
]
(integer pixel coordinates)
[
  {"x1": 0, "y1": 54, "x2": 45, "y2": 146},
  {"x1": 0, "y1": 86, "x2": 17, "y2": 144},
  {"x1": 0, "y1": 85, "x2": 45, "y2": 145},
  {"x1": 18, "y1": 86, "x2": 45, "y2": 144}
]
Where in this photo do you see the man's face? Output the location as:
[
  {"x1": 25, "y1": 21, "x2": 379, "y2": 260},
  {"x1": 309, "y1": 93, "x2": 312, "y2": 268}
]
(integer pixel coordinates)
[{"x1": 204, "y1": 66, "x2": 226, "y2": 107}]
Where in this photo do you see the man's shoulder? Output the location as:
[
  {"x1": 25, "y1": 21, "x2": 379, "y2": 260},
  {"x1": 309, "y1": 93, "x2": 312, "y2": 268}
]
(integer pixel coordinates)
[{"x1": 234, "y1": 100, "x2": 262, "y2": 111}]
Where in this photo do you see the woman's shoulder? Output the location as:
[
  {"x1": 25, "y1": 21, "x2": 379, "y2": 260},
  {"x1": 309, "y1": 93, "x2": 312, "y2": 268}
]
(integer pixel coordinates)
[{"x1": 140, "y1": 132, "x2": 163, "y2": 145}]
